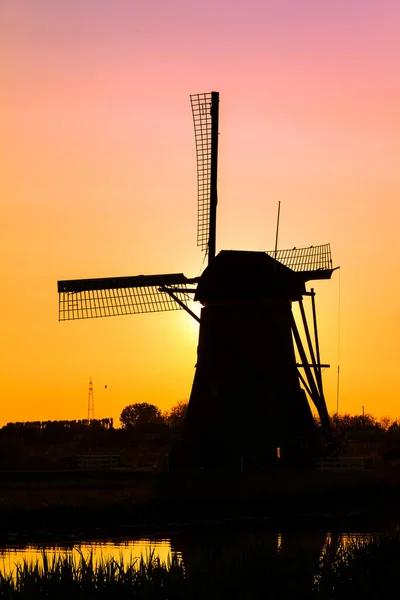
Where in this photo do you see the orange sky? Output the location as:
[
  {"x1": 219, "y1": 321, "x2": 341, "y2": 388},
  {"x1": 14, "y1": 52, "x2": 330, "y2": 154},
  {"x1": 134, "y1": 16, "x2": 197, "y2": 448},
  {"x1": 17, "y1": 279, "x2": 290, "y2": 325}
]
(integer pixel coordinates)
[{"x1": 2, "y1": 0, "x2": 400, "y2": 425}]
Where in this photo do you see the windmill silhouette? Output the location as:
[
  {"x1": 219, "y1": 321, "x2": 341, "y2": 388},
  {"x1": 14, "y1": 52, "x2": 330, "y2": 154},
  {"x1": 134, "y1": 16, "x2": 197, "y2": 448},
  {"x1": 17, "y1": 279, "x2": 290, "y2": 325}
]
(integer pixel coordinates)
[{"x1": 58, "y1": 92, "x2": 337, "y2": 469}]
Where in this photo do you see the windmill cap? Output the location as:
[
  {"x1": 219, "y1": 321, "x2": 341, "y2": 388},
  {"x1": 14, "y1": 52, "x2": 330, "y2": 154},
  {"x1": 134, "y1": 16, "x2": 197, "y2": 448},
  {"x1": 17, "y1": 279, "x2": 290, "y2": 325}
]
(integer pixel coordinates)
[{"x1": 195, "y1": 250, "x2": 306, "y2": 304}]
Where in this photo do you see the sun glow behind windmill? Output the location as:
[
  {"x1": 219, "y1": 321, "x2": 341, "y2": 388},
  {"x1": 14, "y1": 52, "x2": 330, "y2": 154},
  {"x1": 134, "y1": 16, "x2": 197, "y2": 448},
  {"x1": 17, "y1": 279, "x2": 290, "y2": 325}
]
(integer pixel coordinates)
[{"x1": 58, "y1": 92, "x2": 338, "y2": 469}]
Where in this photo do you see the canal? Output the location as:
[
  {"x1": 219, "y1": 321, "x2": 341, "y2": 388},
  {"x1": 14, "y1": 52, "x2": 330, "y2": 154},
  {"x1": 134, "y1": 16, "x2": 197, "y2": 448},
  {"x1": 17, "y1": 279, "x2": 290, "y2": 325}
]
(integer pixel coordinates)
[{"x1": 0, "y1": 523, "x2": 393, "y2": 579}]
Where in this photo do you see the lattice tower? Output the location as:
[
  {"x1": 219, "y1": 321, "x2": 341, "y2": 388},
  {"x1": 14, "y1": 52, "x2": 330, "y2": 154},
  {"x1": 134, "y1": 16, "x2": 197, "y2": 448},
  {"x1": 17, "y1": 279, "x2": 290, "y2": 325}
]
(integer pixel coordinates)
[{"x1": 88, "y1": 378, "x2": 95, "y2": 422}]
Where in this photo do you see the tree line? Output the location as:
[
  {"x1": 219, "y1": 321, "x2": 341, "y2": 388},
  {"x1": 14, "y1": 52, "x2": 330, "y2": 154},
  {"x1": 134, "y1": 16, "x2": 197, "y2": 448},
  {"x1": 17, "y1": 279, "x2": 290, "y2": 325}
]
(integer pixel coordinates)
[
  {"x1": 119, "y1": 401, "x2": 187, "y2": 431},
  {"x1": 2, "y1": 403, "x2": 188, "y2": 433},
  {"x1": 5, "y1": 407, "x2": 400, "y2": 438},
  {"x1": 4, "y1": 418, "x2": 114, "y2": 430},
  {"x1": 327, "y1": 413, "x2": 400, "y2": 434}
]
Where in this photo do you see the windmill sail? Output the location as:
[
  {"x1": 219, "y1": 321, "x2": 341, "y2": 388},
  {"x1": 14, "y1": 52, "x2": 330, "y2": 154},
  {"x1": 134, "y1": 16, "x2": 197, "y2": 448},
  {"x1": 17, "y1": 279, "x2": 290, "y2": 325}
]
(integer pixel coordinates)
[
  {"x1": 190, "y1": 91, "x2": 219, "y2": 263},
  {"x1": 58, "y1": 273, "x2": 195, "y2": 321}
]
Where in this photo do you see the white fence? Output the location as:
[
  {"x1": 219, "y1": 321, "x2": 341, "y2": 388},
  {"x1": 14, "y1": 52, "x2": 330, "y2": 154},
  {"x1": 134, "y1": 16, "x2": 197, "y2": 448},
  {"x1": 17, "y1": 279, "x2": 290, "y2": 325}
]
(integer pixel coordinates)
[
  {"x1": 64, "y1": 455, "x2": 120, "y2": 469},
  {"x1": 316, "y1": 456, "x2": 367, "y2": 472}
]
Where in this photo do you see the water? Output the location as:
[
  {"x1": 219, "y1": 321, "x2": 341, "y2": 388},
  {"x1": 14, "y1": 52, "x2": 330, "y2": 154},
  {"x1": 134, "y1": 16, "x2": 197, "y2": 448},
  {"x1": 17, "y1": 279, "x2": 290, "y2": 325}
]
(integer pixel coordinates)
[
  {"x1": 0, "y1": 527, "x2": 386, "y2": 580},
  {"x1": 0, "y1": 537, "x2": 173, "y2": 579}
]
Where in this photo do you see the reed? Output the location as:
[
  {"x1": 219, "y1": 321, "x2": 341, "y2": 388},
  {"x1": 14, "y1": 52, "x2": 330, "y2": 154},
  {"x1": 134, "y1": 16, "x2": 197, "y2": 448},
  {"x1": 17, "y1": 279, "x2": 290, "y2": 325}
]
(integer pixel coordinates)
[
  {"x1": 316, "y1": 534, "x2": 400, "y2": 598},
  {"x1": 1, "y1": 536, "x2": 400, "y2": 598},
  {"x1": 0, "y1": 549, "x2": 186, "y2": 599}
]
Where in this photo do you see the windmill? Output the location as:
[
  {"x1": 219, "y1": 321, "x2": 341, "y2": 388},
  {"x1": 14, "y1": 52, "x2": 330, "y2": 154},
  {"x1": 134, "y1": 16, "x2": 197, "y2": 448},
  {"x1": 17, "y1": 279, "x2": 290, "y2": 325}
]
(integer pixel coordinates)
[{"x1": 58, "y1": 91, "x2": 337, "y2": 469}]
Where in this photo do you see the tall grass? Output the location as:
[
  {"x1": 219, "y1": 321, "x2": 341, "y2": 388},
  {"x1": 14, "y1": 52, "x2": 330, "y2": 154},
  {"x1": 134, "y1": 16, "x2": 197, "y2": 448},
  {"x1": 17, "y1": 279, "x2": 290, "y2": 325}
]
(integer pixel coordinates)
[
  {"x1": 0, "y1": 549, "x2": 185, "y2": 599},
  {"x1": 315, "y1": 534, "x2": 400, "y2": 598},
  {"x1": 1, "y1": 536, "x2": 400, "y2": 598}
]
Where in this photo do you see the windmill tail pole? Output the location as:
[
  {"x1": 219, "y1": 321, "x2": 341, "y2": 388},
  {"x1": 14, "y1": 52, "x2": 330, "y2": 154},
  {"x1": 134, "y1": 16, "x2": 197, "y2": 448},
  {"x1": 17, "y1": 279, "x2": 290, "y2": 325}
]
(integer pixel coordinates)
[
  {"x1": 274, "y1": 201, "x2": 281, "y2": 273},
  {"x1": 208, "y1": 91, "x2": 219, "y2": 265},
  {"x1": 274, "y1": 201, "x2": 281, "y2": 259}
]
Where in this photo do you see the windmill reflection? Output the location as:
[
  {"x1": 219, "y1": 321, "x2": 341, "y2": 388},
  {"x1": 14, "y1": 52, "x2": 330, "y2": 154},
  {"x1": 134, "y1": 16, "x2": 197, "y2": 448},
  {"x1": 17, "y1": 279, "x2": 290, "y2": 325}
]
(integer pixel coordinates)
[{"x1": 170, "y1": 527, "x2": 373, "y2": 598}]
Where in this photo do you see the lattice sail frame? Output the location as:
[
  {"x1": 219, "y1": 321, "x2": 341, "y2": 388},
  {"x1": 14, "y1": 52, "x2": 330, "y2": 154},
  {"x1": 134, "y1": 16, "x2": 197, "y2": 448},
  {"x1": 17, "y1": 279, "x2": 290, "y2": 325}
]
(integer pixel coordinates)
[
  {"x1": 190, "y1": 93, "x2": 213, "y2": 251},
  {"x1": 266, "y1": 244, "x2": 333, "y2": 273},
  {"x1": 58, "y1": 274, "x2": 194, "y2": 321}
]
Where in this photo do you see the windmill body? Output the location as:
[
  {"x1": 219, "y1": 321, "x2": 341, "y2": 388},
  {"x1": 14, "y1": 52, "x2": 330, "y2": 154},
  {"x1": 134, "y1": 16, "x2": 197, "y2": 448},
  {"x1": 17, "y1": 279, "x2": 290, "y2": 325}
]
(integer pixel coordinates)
[
  {"x1": 58, "y1": 92, "x2": 336, "y2": 469},
  {"x1": 170, "y1": 249, "x2": 332, "y2": 468}
]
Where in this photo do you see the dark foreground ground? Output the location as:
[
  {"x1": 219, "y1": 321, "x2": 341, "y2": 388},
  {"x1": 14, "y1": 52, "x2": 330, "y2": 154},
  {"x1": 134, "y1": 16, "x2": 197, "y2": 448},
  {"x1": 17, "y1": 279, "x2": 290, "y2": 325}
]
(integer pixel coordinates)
[{"x1": 1, "y1": 466, "x2": 400, "y2": 541}]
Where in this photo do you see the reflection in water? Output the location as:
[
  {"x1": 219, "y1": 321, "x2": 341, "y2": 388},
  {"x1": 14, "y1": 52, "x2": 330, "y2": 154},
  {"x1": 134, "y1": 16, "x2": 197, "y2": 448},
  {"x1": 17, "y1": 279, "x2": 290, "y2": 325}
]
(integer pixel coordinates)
[
  {"x1": 0, "y1": 528, "x2": 384, "y2": 586},
  {"x1": 0, "y1": 538, "x2": 173, "y2": 580},
  {"x1": 171, "y1": 528, "x2": 333, "y2": 597}
]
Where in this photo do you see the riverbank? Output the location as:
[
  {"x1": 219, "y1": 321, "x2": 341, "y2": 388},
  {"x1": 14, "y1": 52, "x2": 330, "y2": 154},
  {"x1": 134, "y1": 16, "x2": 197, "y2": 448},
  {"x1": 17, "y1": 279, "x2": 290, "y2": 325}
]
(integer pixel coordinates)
[{"x1": 1, "y1": 467, "x2": 399, "y2": 540}]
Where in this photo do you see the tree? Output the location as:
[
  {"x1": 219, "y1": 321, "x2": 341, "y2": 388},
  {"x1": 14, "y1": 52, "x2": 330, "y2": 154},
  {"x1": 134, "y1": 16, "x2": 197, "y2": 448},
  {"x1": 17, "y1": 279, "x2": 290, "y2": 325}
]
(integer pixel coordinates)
[
  {"x1": 165, "y1": 401, "x2": 188, "y2": 432},
  {"x1": 380, "y1": 416, "x2": 393, "y2": 431},
  {"x1": 330, "y1": 412, "x2": 379, "y2": 432},
  {"x1": 120, "y1": 403, "x2": 163, "y2": 429}
]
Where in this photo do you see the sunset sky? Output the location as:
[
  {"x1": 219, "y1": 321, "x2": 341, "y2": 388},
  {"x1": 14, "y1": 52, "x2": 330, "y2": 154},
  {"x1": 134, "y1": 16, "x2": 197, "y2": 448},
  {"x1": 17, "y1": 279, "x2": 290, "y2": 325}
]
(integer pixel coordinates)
[{"x1": 2, "y1": 0, "x2": 400, "y2": 425}]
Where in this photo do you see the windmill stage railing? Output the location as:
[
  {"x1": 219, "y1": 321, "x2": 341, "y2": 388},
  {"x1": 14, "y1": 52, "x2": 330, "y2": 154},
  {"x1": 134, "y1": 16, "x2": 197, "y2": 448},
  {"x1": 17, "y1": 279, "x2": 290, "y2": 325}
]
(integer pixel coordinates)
[{"x1": 266, "y1": 244, "x2": 333, "y2": 277}]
